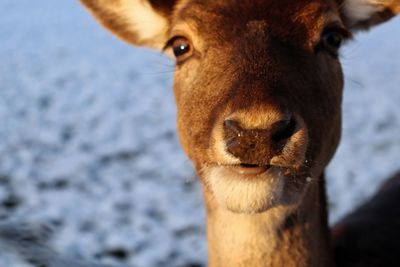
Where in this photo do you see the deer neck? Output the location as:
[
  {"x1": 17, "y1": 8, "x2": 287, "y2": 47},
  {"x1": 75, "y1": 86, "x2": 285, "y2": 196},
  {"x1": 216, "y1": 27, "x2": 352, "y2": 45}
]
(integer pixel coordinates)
[{"x1": 203, "y1": 174, "x2": 334, "y2": 267}]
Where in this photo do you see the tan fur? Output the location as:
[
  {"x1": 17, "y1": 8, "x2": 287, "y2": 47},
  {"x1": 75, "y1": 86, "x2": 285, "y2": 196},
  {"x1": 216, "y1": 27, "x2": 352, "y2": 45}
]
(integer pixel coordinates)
[
  {"x1": 341, "y1": 0, "x2": 400, "y2": 29},
  {"x1": 205, "y1": 180, "x2": 333, "y2": 267},
  {"x1": 80, "y1": 1, "x2": 400, "y2": 266}
]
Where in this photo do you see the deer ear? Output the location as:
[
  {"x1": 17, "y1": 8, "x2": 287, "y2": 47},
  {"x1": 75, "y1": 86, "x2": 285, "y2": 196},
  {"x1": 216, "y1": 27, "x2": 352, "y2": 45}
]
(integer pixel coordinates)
[
  {"x1": 80, "y1": 0, "x2": 177, "y2": 49},
  {"x1": 340, "y1": 0, "x2": 400, "y2": 30}
]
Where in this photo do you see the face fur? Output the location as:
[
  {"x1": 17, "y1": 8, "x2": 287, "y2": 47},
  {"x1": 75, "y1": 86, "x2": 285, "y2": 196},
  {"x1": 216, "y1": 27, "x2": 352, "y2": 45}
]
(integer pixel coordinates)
[{"x1": 168, "y1": 0, "x2": 346, "y2": 213}]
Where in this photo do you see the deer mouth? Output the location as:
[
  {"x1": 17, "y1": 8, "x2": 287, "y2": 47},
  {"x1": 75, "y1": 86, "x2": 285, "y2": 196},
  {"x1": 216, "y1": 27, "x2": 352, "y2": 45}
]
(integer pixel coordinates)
[{"x1": 225, "y1": 164, "x2": 271, "y2": 177}]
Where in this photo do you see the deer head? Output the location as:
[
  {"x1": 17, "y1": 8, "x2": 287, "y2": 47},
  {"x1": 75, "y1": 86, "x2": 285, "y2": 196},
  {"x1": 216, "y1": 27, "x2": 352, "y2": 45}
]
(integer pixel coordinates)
[{"x1": 80, "y1": 0, "x2": 399, "y2": 214}]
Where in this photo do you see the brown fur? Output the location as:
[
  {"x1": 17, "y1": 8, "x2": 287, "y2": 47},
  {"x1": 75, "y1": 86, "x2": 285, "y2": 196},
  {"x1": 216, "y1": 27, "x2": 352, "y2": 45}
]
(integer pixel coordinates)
[{"x1": 79, "y1": 0, "x2": 400, "y2": 266}]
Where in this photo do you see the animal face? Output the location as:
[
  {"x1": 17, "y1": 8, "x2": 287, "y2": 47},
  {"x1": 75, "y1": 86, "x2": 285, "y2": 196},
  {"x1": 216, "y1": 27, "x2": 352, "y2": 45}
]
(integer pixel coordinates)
[
  {"x1": 169, "y1": 0, "x2": 344, "y2": 212},
  {"x1": 80, "y1": 0, "x2": 400, "y2": 213}
]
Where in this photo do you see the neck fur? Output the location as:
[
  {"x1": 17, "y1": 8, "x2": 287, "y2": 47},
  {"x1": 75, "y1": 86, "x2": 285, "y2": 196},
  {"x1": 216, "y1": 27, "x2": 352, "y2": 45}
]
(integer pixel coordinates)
[{"x1": 203, "y1": 174, "x2": 334, "y2": 267}]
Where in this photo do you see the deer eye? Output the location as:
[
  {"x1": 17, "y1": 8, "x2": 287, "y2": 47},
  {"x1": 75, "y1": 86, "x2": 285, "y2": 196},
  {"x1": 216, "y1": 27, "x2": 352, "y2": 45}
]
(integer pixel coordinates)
[
  {"x1": 320, "y1": 29, "x2": 344, "y2": 57},
  {"x1": 170, "y1": 36, "x2": 193, "y2": 63}
]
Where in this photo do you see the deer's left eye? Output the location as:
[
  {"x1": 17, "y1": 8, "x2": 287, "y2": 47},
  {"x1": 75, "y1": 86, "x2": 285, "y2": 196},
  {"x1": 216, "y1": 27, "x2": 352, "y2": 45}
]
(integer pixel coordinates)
[
  {"x1": 169, "y1": 36, "x2": 193, "y2": 63},
  {"x1": 323, "y1": 31, "x2": 342, "y2": 48},
  {"x1": 320, "y1": 28, "x2": 347, "y2": 57}
]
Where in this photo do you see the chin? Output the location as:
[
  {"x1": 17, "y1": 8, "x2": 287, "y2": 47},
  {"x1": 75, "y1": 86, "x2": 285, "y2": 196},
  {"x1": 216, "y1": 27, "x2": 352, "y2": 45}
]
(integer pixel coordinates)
[{"x1": 204, "y1": 165, "x2": 305, "y2": 214}]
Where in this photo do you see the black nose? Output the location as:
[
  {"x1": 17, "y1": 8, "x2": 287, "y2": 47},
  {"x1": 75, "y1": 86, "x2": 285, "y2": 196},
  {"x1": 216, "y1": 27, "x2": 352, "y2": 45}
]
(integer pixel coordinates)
[{"x1": 223, "y1": 116, "x2": 297, "y2": 164}]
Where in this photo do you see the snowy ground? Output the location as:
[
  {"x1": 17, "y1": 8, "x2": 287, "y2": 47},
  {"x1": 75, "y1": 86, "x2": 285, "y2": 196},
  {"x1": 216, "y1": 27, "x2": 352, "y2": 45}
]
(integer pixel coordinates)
[{"x1": 0, "y1": 1, "x2": 399, "y2": 267}]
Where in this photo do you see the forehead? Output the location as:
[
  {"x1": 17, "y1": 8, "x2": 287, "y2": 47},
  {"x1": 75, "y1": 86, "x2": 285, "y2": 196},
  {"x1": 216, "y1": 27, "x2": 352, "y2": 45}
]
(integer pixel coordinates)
[{"x1": 172, "y1": 0, "x2": 340, "y2": 46}]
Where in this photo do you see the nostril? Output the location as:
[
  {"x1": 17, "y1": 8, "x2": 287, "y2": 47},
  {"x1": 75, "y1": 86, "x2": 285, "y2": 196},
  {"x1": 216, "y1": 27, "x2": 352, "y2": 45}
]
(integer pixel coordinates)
[
  {"x1": 222, "y1": 115, "x2": 300, "y2": 164},
  {"x1": 272, "y1": 116, "x2": 297, "y2": 142}
]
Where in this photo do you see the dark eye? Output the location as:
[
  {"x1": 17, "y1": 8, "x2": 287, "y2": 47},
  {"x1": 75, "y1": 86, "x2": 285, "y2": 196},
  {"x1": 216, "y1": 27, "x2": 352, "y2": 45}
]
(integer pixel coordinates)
[
  {"x1": 170, "y1": 37, "x2": 193, "y2": 63},
  {"x1": 320, "y1": 30, "x2": 344, "y2": 56}
]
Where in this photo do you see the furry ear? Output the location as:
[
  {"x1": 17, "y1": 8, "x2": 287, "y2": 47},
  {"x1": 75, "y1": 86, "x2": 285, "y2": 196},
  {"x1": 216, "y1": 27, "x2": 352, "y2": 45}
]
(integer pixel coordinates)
[
  {"x1": 80, "y1": 0, "x2": 177, "y2": 49},
  {"x1": 340, "y1": 0, "x2": 400, "y2": 30}
]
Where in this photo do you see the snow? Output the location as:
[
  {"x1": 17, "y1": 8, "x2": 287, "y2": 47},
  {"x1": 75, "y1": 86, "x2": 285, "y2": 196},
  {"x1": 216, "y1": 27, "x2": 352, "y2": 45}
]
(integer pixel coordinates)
[{"x1": 0, "y1": 1, "x2": 399, "y2": 266}]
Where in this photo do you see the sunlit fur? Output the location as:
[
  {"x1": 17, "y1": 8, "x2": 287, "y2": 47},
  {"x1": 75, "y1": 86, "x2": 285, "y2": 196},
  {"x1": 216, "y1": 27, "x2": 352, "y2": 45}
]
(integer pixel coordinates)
[
  {"x1": 80, "y1": 0, "x2": 170, "y2": 47},
  {"x1": 341, "y1": 0, "x2": 400, "y2": 29},
  {"x1": 344, "y1": 0, "x2": 385, "y2": 22}
]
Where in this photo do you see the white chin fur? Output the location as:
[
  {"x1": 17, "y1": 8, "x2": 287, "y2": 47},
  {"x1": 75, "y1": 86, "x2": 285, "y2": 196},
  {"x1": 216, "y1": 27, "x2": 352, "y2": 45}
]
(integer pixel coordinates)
[{"x1": 205, "y1": 166, "x2": 285, "y2": 213}]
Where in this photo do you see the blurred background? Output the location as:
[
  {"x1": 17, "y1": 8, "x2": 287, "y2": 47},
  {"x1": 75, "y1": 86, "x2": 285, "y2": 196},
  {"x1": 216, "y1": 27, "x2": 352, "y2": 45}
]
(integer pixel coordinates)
[{"x1": 0, "y1": 1, "x2": 399, "y2": 267}]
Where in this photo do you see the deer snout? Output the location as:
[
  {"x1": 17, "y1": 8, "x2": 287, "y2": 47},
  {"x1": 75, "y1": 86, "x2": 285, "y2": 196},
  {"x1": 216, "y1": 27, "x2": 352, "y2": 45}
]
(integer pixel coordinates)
[{"x1": 223, "y1": 114, "x2": 303, "y2": 166}]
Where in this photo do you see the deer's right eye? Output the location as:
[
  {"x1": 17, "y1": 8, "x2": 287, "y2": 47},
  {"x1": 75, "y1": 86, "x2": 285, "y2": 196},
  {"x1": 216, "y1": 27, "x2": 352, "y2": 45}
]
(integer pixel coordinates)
[
  {"x1": 318, "y1": 26, "x2": 351, "y2": 57},
  {"x1": 321, "y1": 30, "x2": 343, "y2": 56},
  {"x1": 170, "y1": 37, "x2": 193, "y2": 63}
]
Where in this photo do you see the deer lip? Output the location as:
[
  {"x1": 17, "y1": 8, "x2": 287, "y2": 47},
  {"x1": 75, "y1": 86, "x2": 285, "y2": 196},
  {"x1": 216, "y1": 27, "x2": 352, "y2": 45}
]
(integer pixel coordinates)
[{"x1": 226, "y1": 164, "x2": 271, "y2": 176}]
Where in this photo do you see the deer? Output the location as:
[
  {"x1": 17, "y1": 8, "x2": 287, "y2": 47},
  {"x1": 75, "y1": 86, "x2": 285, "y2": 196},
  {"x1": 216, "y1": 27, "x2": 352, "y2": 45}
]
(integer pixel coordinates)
[{"x1": 79, "y1": 1, "x2": 400, "y2": 267}]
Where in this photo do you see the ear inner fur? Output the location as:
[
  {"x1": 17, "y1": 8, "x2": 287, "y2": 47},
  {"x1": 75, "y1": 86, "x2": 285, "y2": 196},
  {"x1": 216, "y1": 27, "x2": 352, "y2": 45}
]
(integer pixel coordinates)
[
  {"x1": 80, "y1": 0, "x2": 177, "y2": 48},
  {"x1": 340, "y1": 0, "x2": 400, "y2": 30}
]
